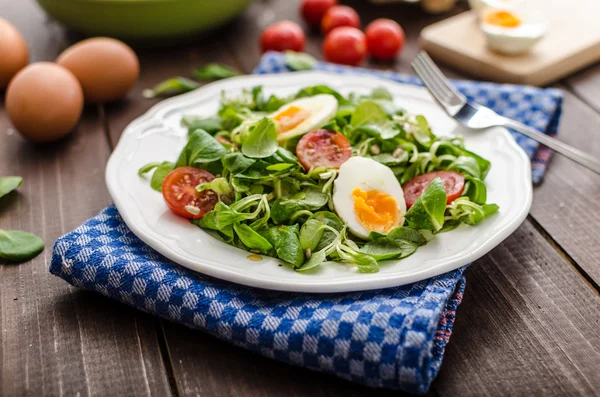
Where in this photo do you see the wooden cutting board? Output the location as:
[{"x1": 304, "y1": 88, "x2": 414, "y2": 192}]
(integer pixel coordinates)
[{"x1": 420, "y1": 0, "x2": 600, "y2": 86}]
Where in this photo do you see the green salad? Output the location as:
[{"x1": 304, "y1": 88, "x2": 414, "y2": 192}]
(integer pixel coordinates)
[{"x1": 139, "y1": 84, "x2": 499, "y2": 273}]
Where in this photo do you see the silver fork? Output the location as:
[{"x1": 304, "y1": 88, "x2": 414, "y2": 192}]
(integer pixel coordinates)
[{"x1": 411, "y1": 51, "x2": 600, "y2": 175}]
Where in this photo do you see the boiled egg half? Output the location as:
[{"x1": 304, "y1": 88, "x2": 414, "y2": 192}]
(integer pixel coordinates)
[
  {"x1": 480, "y1": 8, "x2": 548, "y2": 54},
  {"x1": 269, "y1": 94, "x2": 338, "y2": 142},
  {"x1": 333, "y1": 157, "x2": 406, "y2": 239}
]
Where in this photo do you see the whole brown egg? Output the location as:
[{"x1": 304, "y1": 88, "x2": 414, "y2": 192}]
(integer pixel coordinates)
[
  {"x1": 6, "y1": 63, "x2": 84, "y2": 143},
  {"x1": 57, "y1": 37, "x2": 139, "y2": 104},
  {"x1": 0, "y1": 17, "x2": 29, "y2": 89}
]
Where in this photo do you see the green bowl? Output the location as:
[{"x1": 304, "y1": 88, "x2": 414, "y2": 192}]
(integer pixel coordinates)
[{"x1": 36, "y1": 0, "x2": 252, "y2": 41}]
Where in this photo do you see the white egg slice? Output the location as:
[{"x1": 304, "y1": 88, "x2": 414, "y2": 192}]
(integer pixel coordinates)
[
  {"x1": 480, "y1": 9, "x2": 548, "y2": 55},
  {"x1": 269, "y1": 94, "x2": 338, "y2": 142},
  {"x1": 332, "y1": 157, "x2": 406, "y2": 240}
]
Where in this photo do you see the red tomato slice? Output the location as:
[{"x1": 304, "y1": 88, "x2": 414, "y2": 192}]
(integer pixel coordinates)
[
  {"x1": 403, "y1": 171, "x2": 465, "y2": 208},
  {"x1": 162, "y1": 166, "x2": 218, "y2": 220},
  {"x1": 296, "y1": 129, "x2": 352, "y2": 171}
]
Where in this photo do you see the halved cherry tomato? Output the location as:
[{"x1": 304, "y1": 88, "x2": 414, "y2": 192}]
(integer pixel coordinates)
[
  {"x1": 365, "y1": 19, "x2": 405, "y2": 61},
  {"x1": 323, "y1": 26, "x2": 367, "y2": 66},
  {"x1": 321, "y1": 5, "x2": 360, "y2": 34},
  {"x1": 260, "y1": 20, "x2": 306, "y2": 53},
  {"x1": 162, "y1": 166, "x2": 218, "y2": 220},
  {"x1": 296, "y1": 129, "x2": 352, "y2": 171},
  {"x1": 300, "y1": 0, "x2": 337, "y2": 26},
  {"x1": 403, "y1": 171, "x2": 465, "y2": 208}
]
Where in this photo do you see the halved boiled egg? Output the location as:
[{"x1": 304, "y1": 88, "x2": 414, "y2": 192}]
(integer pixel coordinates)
[
  {"x1": 480, "y1": 8, "x2": 548, "y2": 54},
  {"x1": 333, "y1": 157, "x2": 406, "y2": 239},
  {"x1": 269, "y1": 94, "x2": 338, "y2": 142}
]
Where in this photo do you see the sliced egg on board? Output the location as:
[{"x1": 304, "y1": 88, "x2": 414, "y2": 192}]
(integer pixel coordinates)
[
  {"x1": 270, "y1": 94, "x2": 338, "y2": 142},
  {"x1": 333, "y1": 157, "x2": 406, "y2": 239},
  {"x1": 480, "y1": 8, "x2": 548, "y2": 54}
]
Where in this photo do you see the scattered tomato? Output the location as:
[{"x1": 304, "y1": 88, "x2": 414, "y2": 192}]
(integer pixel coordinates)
[
  {"x1": 300, "y1": 0, "x2": 337, "y2": 26},
  {"x1": 323, "y1": 27, "x2": 367, "y2": 66},
  {"x1": 321, "y1": 5, "x2": 360, "y2": 34},
  {"x1": 365, "y1": 19, "x2": 405, "y2": 61},
  {"x1": 260, "y1": 20, "x2": 306, "y2": 53},
  {"x1": 403, "y1": 171, "x2": 465, "y2": 208},
  {"x1": 162, "y1": 167, "x2": 218, "y2": 220},
  {"x1": 296, "y1": 129, "x2": 352, "y2": 171}
]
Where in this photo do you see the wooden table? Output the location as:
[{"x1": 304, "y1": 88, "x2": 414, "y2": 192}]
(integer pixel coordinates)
[{"x1": 2, "y1": 0, "x2": 600, "y2": 396}]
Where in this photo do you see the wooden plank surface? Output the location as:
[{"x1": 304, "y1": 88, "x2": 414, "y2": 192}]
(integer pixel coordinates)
[
  {"x1": 2, "y1": 0, "x2": 600, "y2": 396},
  {"x1": 0, "y1": 1, "x2": 172, "y2": 396},
  {"x1": 433, "y1": 221, "x2": 600, "y2": 396}
]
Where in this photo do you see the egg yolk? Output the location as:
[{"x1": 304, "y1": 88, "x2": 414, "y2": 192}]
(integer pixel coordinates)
[
  {"x1": 272, "y1": 106, "x2": 309, "y2": 133},
  {"x1": 352, "y1": 188, "x2": 398, "y2": 234},
  {"x1": 484, "y1": 11, "x2": 522, "y2": 28}
]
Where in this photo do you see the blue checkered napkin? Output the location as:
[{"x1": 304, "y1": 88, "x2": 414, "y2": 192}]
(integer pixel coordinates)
[
  {"x1": 255, "y1": 52, "x2": 564, "y2": 184},
  {"x1": 50, "y1": 206, "x2": 465, "y2": 394}
]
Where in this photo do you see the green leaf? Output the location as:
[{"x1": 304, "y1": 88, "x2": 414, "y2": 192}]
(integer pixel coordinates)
[
  {"x1": 266, "y1": 163, "x2": 295, "y2": 172},
  {"x1": 284, "y1": 51, "x2": 317, "y2": 71},
  {"x1": 196, "y1": 177, "x2": 231, "y2": 195},
  {"x1": 300, "y1": 219, "x2": 326, "y2": 251},
  {"x1": 387, "y1": 227, "x2": 425, "y2": 245},
  {"x1": 143, "y1": 77, "x2": 200, "y2": 98},
  {"x1": 0, "y1": 230, "x2": 44, "y2": 262},
  {"x1": 412, "y1": 115, "x2": 434, "y2": 146},
  {"x1": 275, "y1": 147, "x2": 298, "y2": 163},
  {"x1": 0, "y1": 176, "x2": 23, "y2": 199},
  {"x1": 150, "y1": 161, "x2": 175, "y2": 192},
  {"x1": 193, "y1": 63, "x2": 240, "y2": 80},
  {"x1": 357, "y1": 120, "x2": 401, "y2": 140},
  {"x1": 353, "y1": 253, "x2": 380, "y2": 273},
  {"x1": 404, "y1": 178, "x2": 447, "y2": 232},
  {"x1": 447, "y1": 156, "x2": 481, "y2": 179},
  {"x1": 463, "y1": 176, "x2": 487, "y2": 205},
  {"x1": 360, "y1": 238, "x2": 418, "y2": 260},
  {"x1": 241, "y1": 118, "x2": 278, "y2": 159},
  {"x1": 350, "y1": 101, "x2": 388, "y2": 127},
  {"x1": 371, "y1": 87, "x2": 393, "y2": 100},
  {"x1": 310, "y1": 211, "x2": 344, "y2": 252},
  {"x1": 233, "y1": 223, "x2": 273, "y2": 252},
  {"x1": 296, "y1": 248, "x2": 327, "y2": 272},
  {"x1": 263, "y1": 224, "x2": 304, "y2": 267},
  {"x1": 175, "y1": 129, "x2": 227, "y2": 168},
  {"x1": 222, "y1": 152, "x2": 256, "y2": 174},
  {"x1": 370, "y1": 153, "x2": 407, "y2": 166},
  {"x1": 193, "y1": 210, "x2": 218, "y2": 230},
  {"x1": 137, "y1": 163, "x2": 161, "y2": 177},
  {"x1": 181, "y1": 116, "x2": 223, "y2": 134}
]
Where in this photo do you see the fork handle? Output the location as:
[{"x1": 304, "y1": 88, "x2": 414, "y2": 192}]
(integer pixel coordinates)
[{"x1": 502, "y1": 118, "x2": 600, "y2": 175}]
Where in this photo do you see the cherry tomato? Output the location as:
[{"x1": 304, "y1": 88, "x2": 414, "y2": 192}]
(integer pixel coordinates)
[
  {"x1": 323, "y1": 27, "x2": 367, "y2": 66},
  {"x1": 300, "y1": 0, "x2": 337, "y2": 26},
  {"x1": 296, "y1": 129, "x2": 352, "y2": 171},
  {"x1": 365, "y1": 19, "x2": 405, "y2": 61},
  {"x1": 260, "y1": 20, "x2": 306, "y2": 53},
  {"x1": 321, "y1": 5, "x2": 360, "y2": 34},
  {"x1": 162, "y1": 166, "x2": 218, "y2": 220},
  {"x1": 403, "y1": 171, "x2": 465, "y2": 208}
]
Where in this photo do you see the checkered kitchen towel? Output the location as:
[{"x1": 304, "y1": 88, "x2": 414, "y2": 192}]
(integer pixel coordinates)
[
  {"x1": 50, "y1": 54, "x2": 564, "y2": 394},
  {"x1": 256, "y1": 52, "x2": 564, "y2": 184}
]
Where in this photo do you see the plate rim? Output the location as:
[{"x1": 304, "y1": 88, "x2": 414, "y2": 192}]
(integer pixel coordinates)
[{"x1": 106, "y1": 71, "x2": 533, "y2": 293}]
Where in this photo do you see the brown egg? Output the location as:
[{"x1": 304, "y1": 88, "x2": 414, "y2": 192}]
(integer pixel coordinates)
[
  {"x1": 6, "y1": 63, "x2": 84, "y2": 143},
  {"x1": 56, "y1": 37, "x2": 139, "y2": 104},
  {"x1": 0, "y1": 18, "x2": 29, "y2": 90}
]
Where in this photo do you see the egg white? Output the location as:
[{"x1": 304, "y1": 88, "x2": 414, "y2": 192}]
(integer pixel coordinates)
[
  {"x1": 270, "y1": 94, "x2": 338, "y2": 142},
  {"x1": 480, "y1": 9, "x2": 548, "y2": 54},
  {"x1": 332, "y1": 157, "x2": 406, "y2": 239}
]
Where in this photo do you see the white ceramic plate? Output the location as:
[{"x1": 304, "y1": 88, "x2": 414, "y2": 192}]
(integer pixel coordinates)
[{"x1": 106, "y1": 72, "x2": 532, "y2": 293}]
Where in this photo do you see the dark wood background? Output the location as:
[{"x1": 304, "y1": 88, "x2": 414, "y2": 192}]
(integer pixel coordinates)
[{"x1": 1, "y1": 0, "x2": 600, "y2": 396}]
